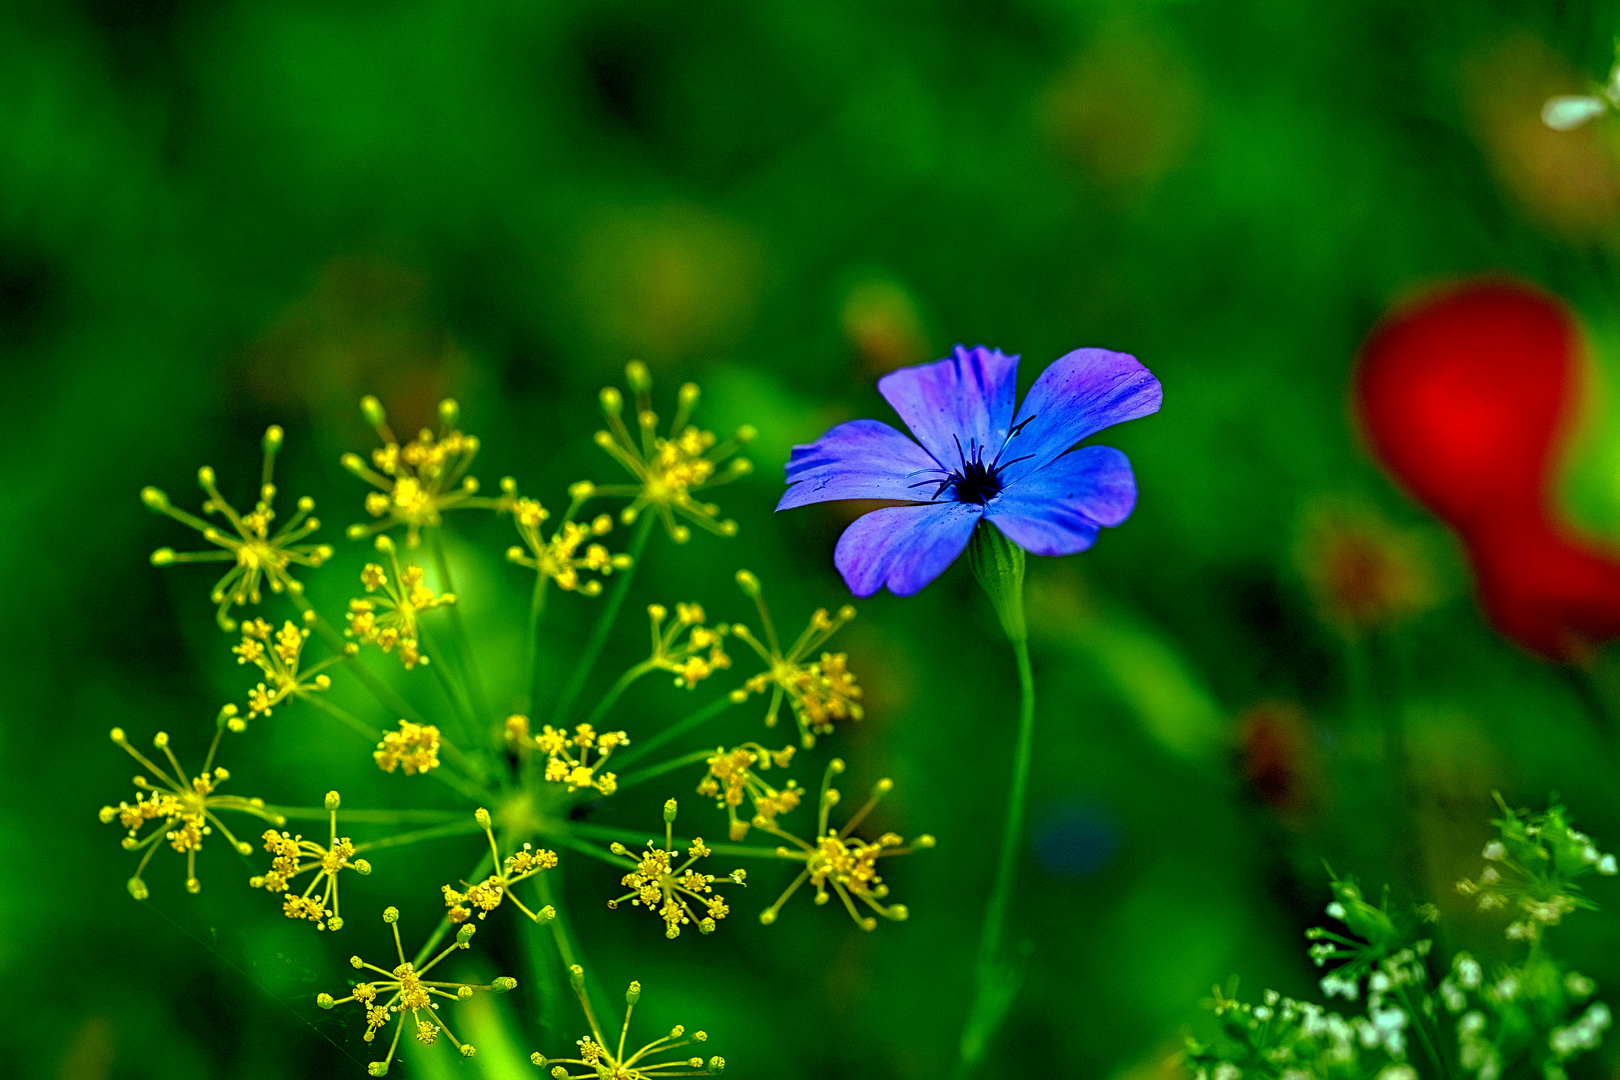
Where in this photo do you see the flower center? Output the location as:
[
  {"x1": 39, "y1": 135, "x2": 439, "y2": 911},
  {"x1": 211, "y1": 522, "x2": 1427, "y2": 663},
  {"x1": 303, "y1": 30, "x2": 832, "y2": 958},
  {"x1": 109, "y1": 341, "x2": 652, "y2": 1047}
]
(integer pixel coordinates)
[{"x1": 950, "y1": 456, "x2": 1003, "y2": 504}]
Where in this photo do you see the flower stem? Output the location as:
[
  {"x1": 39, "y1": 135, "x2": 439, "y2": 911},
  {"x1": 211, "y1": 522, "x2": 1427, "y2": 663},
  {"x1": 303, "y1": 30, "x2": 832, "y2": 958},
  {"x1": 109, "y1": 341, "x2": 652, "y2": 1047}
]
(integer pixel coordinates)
[
  {"x1": 614, "y1": 748, "x2": 714, "y2": 791},
  {"x1": 430, "y1": 527, "x2": 495, "y2": 729},
  {"x1": 611, "y1": 693, "x2": 737, "y2": 770},
  {"x1": 579, "y1": 660, "x2": 655, "y2": 733},
  {"x1": 353, "y1": 818, "x2": 485, "y2": 854},
  {"x1": 957, "y1": 523, "x2": 1034, "y2": 1075},
  {"x1": 523, "y1": 573, "x2": 549, "y2": 714},
  {"x1": 551, "y1": 514, "x2": 655, "y2": 726}
]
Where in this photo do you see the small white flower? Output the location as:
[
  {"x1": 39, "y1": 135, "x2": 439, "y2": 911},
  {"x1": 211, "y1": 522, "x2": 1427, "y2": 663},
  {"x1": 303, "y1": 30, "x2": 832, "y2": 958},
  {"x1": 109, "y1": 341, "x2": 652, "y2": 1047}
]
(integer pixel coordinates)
[
  {"x1": 1482, "y1": 840, "x2": 1506, "y2": 861},
  {"x1": 1325, "y1": 901, "x2": 1346, "y2": 920},
  {"x1": 1599, "y1": 853, "x2": 1617, "y2": 875}
]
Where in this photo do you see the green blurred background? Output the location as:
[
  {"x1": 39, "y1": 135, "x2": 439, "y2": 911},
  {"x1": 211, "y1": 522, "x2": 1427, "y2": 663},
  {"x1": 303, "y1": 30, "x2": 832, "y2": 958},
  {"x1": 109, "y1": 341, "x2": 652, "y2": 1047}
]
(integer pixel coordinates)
[{"x1": 10, "y1": 1, "x2": 1620, "y2": 1077}]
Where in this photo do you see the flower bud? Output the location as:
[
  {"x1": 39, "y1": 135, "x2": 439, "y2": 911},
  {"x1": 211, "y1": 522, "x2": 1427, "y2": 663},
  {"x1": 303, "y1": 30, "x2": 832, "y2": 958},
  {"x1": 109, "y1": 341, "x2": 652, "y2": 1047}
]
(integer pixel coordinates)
[
  {"x1": 141, "y1": 486, "x2": 170, "y2": 510},
  {"x1": 383, "y1": 906, "x2": 399, "y2": 924},
  {"x1": 439, "y1": 398, "x2": 460, "y2": 428},
  {"x1": 475, "y1": 808, "x2": 491, "y2": 829},
  {"x1": 325, "y1": 791, "x2": 342, "y2": 812},
  {"x1": 492, "y1": 977, "x2": 517, "y2": 993},
  {"x1": 360, "y1": 396, "x2": 386, "y2": 429},
  {"x1": 664, "y1": 799, "x2": 679, "y2": 823},
  {"x1": 316, "y1": 993, "x2": 335, "y2": 1009}
]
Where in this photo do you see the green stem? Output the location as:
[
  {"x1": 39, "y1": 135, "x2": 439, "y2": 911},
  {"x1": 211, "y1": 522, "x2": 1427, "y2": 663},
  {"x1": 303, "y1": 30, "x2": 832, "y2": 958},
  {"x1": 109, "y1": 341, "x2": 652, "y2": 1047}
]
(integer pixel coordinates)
[
  {"x1": 419, "y1": 625, "x2": 481, "y2": 747},
  {"x1": 523, "y1": 574, "x2": 549, "y2": 714},
  {"x1": 615, "y1": 749, "x2": 713, "y2": 791},
  {"x1": 556, "y1": 820, "x2": 782, "y2": 861},
  {"x1": 611, "y1": 693, "x2": 737, "y2": 770},
  {"x1": 431, "y1": 528, "x2": 495, "y2": 728},
  {"x1": 977, "y1": 636, "x2": 1035, "y2": 974},
  {"x1": 551, "y1": 514, "x2": 655, "y2": 726},
  {"x1": 262, "y1": 805, "x2": 463, "y2": 825},
  {"x1": 302, "y1": 693, "x2": 381, "y2": 741},
  {"x1": 579, "y1": 661, "x2": 655, "y2": 733},
  {"x1": 354, "y1": 818, "x2": 485, "y2": 854},
  {"x1": 956, "y1": 634, "x2": 1035, "y2": 1075}
]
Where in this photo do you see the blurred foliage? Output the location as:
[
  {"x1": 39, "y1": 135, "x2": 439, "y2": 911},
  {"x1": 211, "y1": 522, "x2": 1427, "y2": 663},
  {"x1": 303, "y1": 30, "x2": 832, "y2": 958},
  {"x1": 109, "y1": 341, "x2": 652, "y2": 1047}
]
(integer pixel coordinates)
[{"x1": 10, "y1": 1, "x2": 1620, "y2": 1078}]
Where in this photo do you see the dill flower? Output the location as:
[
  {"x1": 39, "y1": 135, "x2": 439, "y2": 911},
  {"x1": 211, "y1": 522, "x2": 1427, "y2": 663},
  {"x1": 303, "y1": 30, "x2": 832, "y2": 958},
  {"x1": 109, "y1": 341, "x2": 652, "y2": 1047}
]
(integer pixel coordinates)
[
  {"x1": 142, "y1": 424, "x2": 334, "y2": 630},
  {"x1": 506, "y1": 715, "x2": 629, "y2": 796},
  {"x1": 99, "y1": 715, "x2": 281, "y2": 898},
  {"x1": 232, "y1": 616, "x2": 353, "y2": 725},
  {"x1": 315, "y1": 906, "x2": 516, "y2": 1075},
  {"x1": 499, "y1": 477, "x2": 633, "y2": 595},
  {"x1": 592, "y1": 361, "x2": 754, "y2": 542},
  {"x1": 373, "y1": 719, "x2": 442, "y2": 775},
  {"x1": 645, "y1": 603, "x2": 731, "y2": 688},
  {"x1": 696, "y1": 742, "x2": 802, "y2": 841},
  {"x1": 729, "y1": 571, "x2": 862, "y2": 747},
  {"x1": 441, "y1": 807, "x2": 559, "y2": 924},
  {"x1": 346, "y1": 535, "x2": 455, "y2": 670},
  {"x1": 607, "y1": 799, "x2": 745, "y2": 939},
  {"x1": 341, "y1": 396, "x2": 484, "y2": 547},
  {"x1": 1455, "y1": 795, "x2": 1617, "y2": 941},
  {"x1": 532, "y1": 967, "x2": 724, "y2": 1078},
  {"x1": 755, "y1": 759, "x2": 932, "y2": 932},
  {"x1": 250, "y1": 791, "x2": 372, "y2": 930}
]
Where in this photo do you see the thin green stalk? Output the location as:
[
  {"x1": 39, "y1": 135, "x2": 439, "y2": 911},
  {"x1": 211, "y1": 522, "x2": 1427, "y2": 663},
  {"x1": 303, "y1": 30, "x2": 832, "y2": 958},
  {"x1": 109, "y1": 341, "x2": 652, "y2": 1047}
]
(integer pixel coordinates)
[
  {"x1": 557, "y1": 820, "x2": 782, "y2": 861},
  {"x1": 954, "y1": 526, "x2": 1035, "y2": 1078},
  {"x1": 431, "y1": 528, "x2": 495, "y2": 728},
  {"x1": 354, "y1": 818, "x2": 485, "y2": 854},
  {"x1": 611, "y1": 693, "x2": 737, "y2": 770},
  {"x1": 302, "y1": 693, "x2": 381, "y2": 741},
  {"x1": 263, "y1": 806, "x2": 463, "y2": 824},
  {"x1": 551, "y1": 514, "x2": 655, "y2": 725},
  {"x1": 976, "y1": 637, "x2": 1035, "y2": 974},
  {"x1": 579, "y1": 660, "x2": 655, "y2": 733},
  {"x1": 523, "y1": 573, "x2": 549, "y2": 714},
  {"x1": 418, "y1": 624, "x2": 481, "y2": 747},
  {"x1": 615, "y1": 749, "x2": 713, "y2": 791}
]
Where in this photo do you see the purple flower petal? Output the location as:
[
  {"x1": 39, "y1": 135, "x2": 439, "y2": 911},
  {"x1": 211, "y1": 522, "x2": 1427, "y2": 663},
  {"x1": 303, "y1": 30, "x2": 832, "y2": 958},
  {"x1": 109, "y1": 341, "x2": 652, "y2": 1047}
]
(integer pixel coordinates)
[
  {"x1": 834, "y1": 501, "x2": 984, "y2": 597},
  {"x1": 778, "y1": 419, "x2": 942, "y2": 510},
  {"x1": 998, "y1": 348, "x2": 1160, "y2": 486},
  {"x1": 877, "y1": 345, "x2": 1020, "y2": 471},
  {"x1": 985, "y1": 445, "x2": 1137, "y2": 556}
]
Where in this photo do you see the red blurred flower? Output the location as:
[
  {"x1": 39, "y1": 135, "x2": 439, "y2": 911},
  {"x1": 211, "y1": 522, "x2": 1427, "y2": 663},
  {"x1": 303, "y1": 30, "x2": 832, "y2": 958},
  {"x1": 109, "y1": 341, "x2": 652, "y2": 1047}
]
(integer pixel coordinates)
[{"x1": 1354, "y1": 278, "x2": 1620, "y2": 659}]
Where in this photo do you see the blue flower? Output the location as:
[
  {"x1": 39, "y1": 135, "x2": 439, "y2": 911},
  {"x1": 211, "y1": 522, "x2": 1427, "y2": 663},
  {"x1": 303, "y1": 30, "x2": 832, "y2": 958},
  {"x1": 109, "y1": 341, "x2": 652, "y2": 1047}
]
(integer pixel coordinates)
[{"x1": 778, "y1": 345, "x2": 1161, "y2": 597}]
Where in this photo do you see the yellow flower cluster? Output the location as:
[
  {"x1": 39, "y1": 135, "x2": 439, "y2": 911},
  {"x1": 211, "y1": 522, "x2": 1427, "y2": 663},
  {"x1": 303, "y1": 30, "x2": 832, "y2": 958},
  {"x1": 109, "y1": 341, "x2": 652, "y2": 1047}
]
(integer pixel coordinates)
[
  {"x1": 533, "y1": 968, "x2": 723, "y2": 1079},
  {"x1": 316, "y1": 907, "x2": 516, "y2": 1076},
  {"x1": 730, "y1": 571, "x2": 863, "y2": 746},
  {"x1": 507, "y1": 715, "x2": 629, "y2": 796},
  {"x1": 373, "y1": 720, "x2": 441, "y2": 775},
  {"x1": 757, "y1": 760, "x2": 932, "y2": 932},
  {"x1": 499, "y1": 478, "x2": 632, "y2": 594},
  {"x1": 99, "y1": 722, "x2": 280, "y2": 898},
  {"x1": 143, "y1": 425, "x2": 333, "y2": 630},
  {"x1": 346, "y1": 535, "x2": 455, "y2": 670},
  {"x1": 697, "y1": 743, "x2": 802, "y2": 841},
  {"x1": 250, "y1": 791, "x2": 372, "y2": 931},
  {"x1": 608, "y1": 800, "x2": 744, "y2": 939},
  {"x1": 342, "y1": 397, "x2": 484, "y2": 547},
  {"x1": 233, "y1": 616, "x2": 351, "y2": 724},
  {"x1": 591, "y1": 361, "x2": 754, "y2": 542},
  {"x1": 646, "y1": 603, "x2": 731, "y2": 688},
  {"x1": 442, "y1": 808, "x2": 560, "y2": 924}
]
